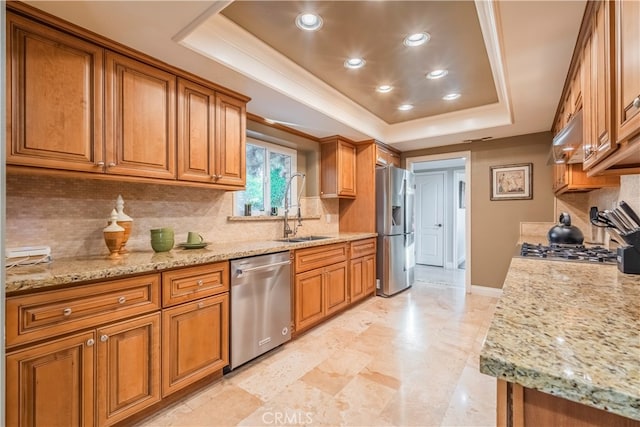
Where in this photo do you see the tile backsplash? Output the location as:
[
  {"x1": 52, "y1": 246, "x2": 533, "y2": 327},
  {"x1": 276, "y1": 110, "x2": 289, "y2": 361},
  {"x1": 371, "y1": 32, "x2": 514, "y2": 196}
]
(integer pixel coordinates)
[
  {"x1": 556, "y1": 174, "x2": 639, "y2": 245},
  {"x1": 6, "y1": 174, "x2": 338, "y2": 259}
]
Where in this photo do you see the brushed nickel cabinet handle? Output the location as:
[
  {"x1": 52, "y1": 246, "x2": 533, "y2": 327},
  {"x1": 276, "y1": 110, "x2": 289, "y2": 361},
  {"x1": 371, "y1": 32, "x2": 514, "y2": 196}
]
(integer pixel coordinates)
[
  {"x1": 198, "y1": 302, "x2": 205, "y2": 309},
  {"x1": 197, "y1": 280, "x2": 204, "y2": 286},
  {"x1": 633, "y1": 96, "x2": 640, "y2": 109},
  {"x1": 96, "y1": 161, "x2": 105, "y2": 167},
  {"x1": 108, "y1": 162, "x2": 116, "y2": 167},
  {"x1": 118, "y1": 296, "x2": 126, "y2": 304},
  {"x1": 100, "y1": 334, "x2": 109, "y2": 342},
  {"x1": 63, "y1": 308, "x2": 72, "y2": 316},
  {"x1": 86, "y1": 338, "x2": 95, "y2": 347}
]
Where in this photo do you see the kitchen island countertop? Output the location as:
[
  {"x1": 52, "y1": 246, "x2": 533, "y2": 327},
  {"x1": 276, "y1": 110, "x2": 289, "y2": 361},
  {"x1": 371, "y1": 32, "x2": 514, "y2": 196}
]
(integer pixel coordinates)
[
  {"x1": 5, "y1": 232, "x2": 376, "y2": 295},
  {"x1": 480, "y1": 256, "x2": 640, "y2": 420}
]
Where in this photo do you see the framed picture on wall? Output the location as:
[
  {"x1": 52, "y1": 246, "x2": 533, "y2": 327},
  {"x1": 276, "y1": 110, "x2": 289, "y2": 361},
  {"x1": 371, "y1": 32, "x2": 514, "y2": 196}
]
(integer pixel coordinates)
[{"x1": 490, "y1": 163, "x2": 532, "y2": 200}]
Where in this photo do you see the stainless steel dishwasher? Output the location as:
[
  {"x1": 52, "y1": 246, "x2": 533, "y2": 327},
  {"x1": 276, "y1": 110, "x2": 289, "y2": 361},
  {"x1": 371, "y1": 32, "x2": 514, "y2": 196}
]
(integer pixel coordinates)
[{"x1": 229, "y1": 251, "x2": 292, "y2": 370}]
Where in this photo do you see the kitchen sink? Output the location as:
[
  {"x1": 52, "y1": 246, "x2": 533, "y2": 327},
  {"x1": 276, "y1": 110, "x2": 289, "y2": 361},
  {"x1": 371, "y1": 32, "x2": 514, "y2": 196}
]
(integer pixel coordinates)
[{"x1": 275, "y1": 236, "x2": 331, "y2": 243}]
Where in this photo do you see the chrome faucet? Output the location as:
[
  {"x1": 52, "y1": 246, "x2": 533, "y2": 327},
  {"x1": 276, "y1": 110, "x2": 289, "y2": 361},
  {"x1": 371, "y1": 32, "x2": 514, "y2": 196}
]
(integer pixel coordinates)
[{"x1": 283, "y1": 172, "x2": 306, "y2": 238}]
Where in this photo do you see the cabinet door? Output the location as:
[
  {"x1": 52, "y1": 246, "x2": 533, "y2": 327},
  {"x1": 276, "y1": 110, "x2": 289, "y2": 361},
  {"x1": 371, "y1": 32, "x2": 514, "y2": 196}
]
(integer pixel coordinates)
[
  {"x1": 553, "y1": 164, "x2": 568, "y2": 192},
  {"x1": 325, "y1": 261, "x2": 349, "y2": 316},
  {"x1": 177, "y1": 78, "x2": 216, "y2": 183},
  {"x1": 105, "y1": 51, "x2": 176, "y2": 179},
  {"x1": 615, "y1": 0, "x2": 640, "y2": 143},
  {"x1": 6, "y1": 331, "x2": 95, "y2": 427},
  {"x1": 295, "y1": 268, "x2": 325, "y2": 332},
  {"x1": 96, "y1": 313, "x2": 161, "y2": 426},
  {"x1": 363, "y1": 254, "x2": 377, "y2": 296},
  {"x1": 6, "y1": 12, "x2": 104, "y2": 173},
  {"x1": 162, "y1": 294, "x2": 229, "y2": 397},
  {"x1": 215, "y1": 93, "x2": 246, "y2": 188},
  {"x1": 337, "y1": 140, "x2": 357, "y2": 197},
  {"x1": 585, "y1": 1, "x2": 615, "y2": 168},
  {"x1": 350, "y1": 257, "x2": 366, "y2": 303}
]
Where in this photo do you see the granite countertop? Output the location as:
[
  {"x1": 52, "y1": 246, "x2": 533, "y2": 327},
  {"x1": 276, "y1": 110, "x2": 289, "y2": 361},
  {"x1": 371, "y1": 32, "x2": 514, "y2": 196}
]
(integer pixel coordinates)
[
  {"x1": 5, "y1": 232, "x2": 376, "y2": 295},
  {"x1": 480, "y1": 256, "x2": 640, "y2": 420}
]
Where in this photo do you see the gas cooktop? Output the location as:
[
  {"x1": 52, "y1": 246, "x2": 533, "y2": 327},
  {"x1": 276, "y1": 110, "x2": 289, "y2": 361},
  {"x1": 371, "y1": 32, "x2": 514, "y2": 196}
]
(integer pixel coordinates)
[{"x1": 519, "y1": 242, "x2": 617, "y2": 264}]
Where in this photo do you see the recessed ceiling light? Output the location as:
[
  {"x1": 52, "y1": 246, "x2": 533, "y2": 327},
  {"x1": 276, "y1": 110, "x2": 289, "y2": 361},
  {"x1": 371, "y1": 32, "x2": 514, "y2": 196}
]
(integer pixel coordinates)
[
  {"x1": 442, "y1": 93, "x2": 461, "y2": 101},
  {"x1": 426, "y1": 69, "x2": 448, "y2": 79},
  {"x1": 344, "y1": 58, "x2": 366, "y2": 69},
  {"x1": 398, "y1": 104, "x2": 414, "y2": 111},
  {"x1": 295, "y1": 13, "x2": 323, "y2": 31},
  {"x1": 403, "y1": 32, "x2": 430, "y2": 47},
  {"x1": 377, "y1": 85, "x2": 393, "y2": 93}
]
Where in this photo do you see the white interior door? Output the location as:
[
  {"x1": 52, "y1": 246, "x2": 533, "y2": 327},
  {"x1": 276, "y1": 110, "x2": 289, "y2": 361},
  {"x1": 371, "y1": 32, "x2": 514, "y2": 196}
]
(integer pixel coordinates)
[{"x1": 416, "y1": 172, "x2": 444, "y2": 266}]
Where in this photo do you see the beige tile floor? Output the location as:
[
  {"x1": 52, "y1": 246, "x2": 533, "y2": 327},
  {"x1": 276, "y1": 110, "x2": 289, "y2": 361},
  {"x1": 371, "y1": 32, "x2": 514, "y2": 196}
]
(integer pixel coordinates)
[{"x1": 137, "y1": 269, "x2": 498, "y2": 427}]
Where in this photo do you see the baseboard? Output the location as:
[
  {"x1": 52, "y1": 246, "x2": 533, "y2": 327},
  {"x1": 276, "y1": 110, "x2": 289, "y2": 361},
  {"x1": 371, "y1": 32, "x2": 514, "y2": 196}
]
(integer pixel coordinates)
[
  {"x1": 471, "y1": 285, "x2": 503, "y2": 298},
  {"x1": 445, "y1": 261, "x2": 454, "y2": 269}
]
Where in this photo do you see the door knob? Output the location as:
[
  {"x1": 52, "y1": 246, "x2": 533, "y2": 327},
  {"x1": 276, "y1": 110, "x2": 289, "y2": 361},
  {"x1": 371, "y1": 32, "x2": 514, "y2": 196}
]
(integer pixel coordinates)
[{"x1": 435, "y1": 224, "x2": 442, "y2": 227}]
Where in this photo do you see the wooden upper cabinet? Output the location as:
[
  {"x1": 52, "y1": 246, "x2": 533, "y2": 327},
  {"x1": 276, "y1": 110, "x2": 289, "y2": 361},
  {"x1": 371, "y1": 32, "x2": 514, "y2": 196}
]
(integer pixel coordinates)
[
  {"x1": 215, "y1": 93, "x2": 246, "y2": 188},
  {"x1": 177, "y1": 78, "x2": 217, "y2": 183},
  {"x1": 105, "y1": 51, "x2": 176, "y2": 179},
  {"x1": 320, "y1": 136, "x2": 356, "y2": 198},
  {"x1": 615, "y1": 0, "x2": 640, "y2": 144},
  {"x1": 177, "y1": 80, "x2": 246, "y2": 188},
  {"x1": 553, "y1": 163, "x2": 619, "y2": 195},
  {"x1": 375, "y1": 144, "x2": 401, "y2": 167},
  {"x1": 584, "y1": 1, "x2": 616, "y2": 168},
  {"x1": 6, "y1": 12, "x2": 104, "y2": 173}
]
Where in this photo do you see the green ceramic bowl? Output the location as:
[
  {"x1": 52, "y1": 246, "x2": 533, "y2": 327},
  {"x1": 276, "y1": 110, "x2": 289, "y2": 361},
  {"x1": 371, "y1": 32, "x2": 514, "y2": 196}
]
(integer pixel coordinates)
[{"x1": 151, "y1": 237, "x2": 174, "y2": 252}]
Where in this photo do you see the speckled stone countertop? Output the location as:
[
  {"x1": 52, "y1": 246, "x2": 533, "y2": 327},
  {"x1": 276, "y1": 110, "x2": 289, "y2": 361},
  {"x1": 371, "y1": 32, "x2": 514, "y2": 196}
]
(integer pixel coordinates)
[
  {"x1": 5, "y1": 233, "x2": 376, "y2": 295},
  {"x1": 480, "y1": 255, "x2": 640, "y2": 420}
]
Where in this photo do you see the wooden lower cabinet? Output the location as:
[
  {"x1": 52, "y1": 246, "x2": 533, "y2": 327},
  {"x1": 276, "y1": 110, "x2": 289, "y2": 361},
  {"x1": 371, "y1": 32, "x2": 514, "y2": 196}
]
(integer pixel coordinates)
[
  {"x1": 324, "y1": 262, "x2": 349, "y2": 316},
  {"x1": 162, "y1": 293, "x2": 229, "y2": 397},
  {"x1": 5, "y1": 313, "x2": 161, "y2": 427},
  {"x1": 497, "y1": 379, "x2": 640, "y2": 427},
  {"x1": 6, "y1": 330, "x2": 96, "y2": 427},
  {"x1": 350, "y1": 254, "x2": 376, "y2": 303},
  {"x1": 295, "y1": 268, "x2": 326, "y2": 332},
  {"x1": 97, "y1": 313, "x2": 161, "y2": 426},
  {"x1": 294, "y1": 261, "x2": 348, "y2": 333}
]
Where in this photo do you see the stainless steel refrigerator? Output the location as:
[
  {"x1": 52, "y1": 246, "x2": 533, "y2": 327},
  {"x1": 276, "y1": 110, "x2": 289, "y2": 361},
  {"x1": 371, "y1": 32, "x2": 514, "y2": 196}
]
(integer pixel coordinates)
[{"x1": 376, "y1": 165, "x2": 415, "y2": 297}]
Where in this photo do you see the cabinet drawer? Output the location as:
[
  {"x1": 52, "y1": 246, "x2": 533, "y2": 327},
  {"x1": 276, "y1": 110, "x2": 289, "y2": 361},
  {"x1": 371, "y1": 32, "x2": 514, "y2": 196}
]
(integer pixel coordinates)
[
  {"x1": 350, "y1": 238, "x2": 377, "y2": 258},
  {"x1": 6, "y1": 274, "x2": 160, "y2": 348},
  {"x1": 161, "y1": 262, "x2": 229, "y2": 307},
  {"x1": 295, "y1": 243, "x2": 347, "y2": 273}
]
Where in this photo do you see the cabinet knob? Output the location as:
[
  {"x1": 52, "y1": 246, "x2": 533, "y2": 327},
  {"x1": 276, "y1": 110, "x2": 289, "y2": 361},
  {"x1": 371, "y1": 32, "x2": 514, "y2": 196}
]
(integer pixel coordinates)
[
  {"x1": 198, "y1": 302, "x2": 205, "y2": 309},
  {"x1": 108, "y1": 162, "x2": 116, "y2": 168},
  {"x1": 197, "y1": 280, "x2": 204, "y2": 286},
  {"x1": 96, "y1": 161, "x2": 105, "y2": 167},
  {"x1": 633, "y1": 96, "x2": 640, "y2": 109},
  {"x1": 100, "y1": 334, "x2": 109, "y2": 342},
  {"x1": 86, "y1": 338, "x2": 95, "y2": 347},
  {"x1": 118, "y1": 296, "x2": 126, "y2": 304},
  {"x1": 63, "y1": 308, "x2": 72, "y2": 316}
]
